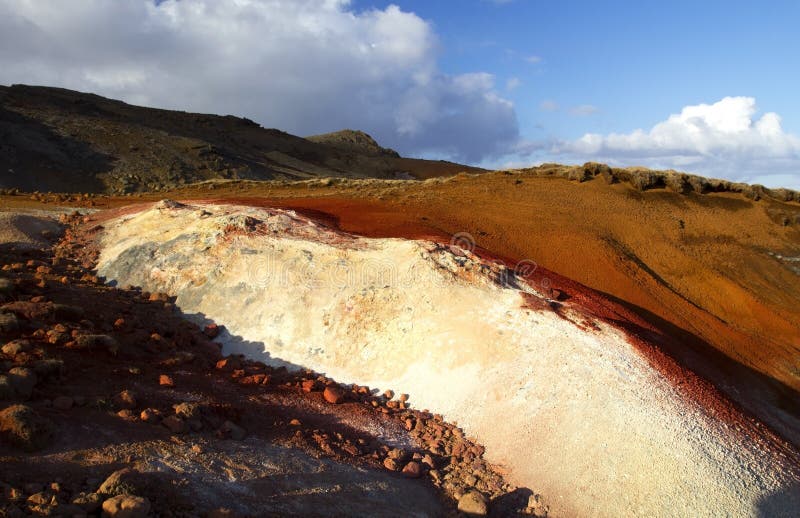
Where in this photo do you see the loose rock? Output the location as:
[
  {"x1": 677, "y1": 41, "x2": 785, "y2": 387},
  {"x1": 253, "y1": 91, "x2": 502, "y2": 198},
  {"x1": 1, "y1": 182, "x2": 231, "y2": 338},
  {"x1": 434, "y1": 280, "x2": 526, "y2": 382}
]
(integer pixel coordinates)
[
  {"x1": 323, "y1": 385, "x2": 346, "y2": 404},
  {"x1": 7, "y1": 367, "x2": 37, "y2": 399},
  {"x1": 0, "y1": 404, "x2": 54, "y2": 451},
  {"x1": 457, "y1": 490, "x2": 489, "y2": 516},
  {"x1": 112, "y1": 390, "x2": 137, "y2": 410},
  {"x1": 101, "y1": 494, "x2": 151, "y2": 518}
]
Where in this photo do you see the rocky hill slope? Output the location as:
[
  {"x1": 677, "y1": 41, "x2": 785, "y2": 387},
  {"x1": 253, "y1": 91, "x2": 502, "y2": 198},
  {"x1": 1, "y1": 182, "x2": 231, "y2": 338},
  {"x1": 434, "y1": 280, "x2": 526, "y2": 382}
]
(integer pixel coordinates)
[{"x1": 0, "y1": 85, "x2": 482, "y2": 194}]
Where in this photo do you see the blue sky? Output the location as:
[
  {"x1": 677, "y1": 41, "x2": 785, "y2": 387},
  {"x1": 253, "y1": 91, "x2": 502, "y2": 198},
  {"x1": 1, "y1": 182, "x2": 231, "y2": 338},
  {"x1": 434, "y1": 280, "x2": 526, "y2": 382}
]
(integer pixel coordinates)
[
  {"x1": 1, "y1": 0, "x2": 799, "y2": 187},
  {"x1": 360, "y1": 0, "x2": 800, "y2": 145}
]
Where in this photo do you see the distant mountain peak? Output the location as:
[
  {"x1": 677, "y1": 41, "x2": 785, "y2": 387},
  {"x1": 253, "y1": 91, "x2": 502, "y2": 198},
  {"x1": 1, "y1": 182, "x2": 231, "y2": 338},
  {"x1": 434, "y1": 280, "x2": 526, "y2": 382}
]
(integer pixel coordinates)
[{"x1": 306, "y1": 129, "x2": 400, "y2": 158}]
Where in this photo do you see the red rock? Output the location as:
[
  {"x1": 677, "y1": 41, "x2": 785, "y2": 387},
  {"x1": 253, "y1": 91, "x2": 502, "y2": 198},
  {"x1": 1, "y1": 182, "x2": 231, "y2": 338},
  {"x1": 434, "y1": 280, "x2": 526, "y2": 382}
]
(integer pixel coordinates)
[
  {"x1": 323, "y1": 385, "x2": 346, "y2": 404},
  {"x1": 203, "y1": 323, "x2": 220, "y2": 338},
  {"x1": 116, "y1": 409, "x2": 134, "y2": 419},
  {"x1": 159, "y1": 374, "x2": 174, "y2": 387},
  {"x1": 289, "y1": 418, "x2": 302, "y2": 426},
  {"x1": 238, "y1": 374, "x2": 266, "y2": 385},
  {"x1": 112, "y1": 390, "x2": 137, "y2": 410},
  {"x1": 140, "y1": 408, "x2": 161, "y2": 423},
  {"x1": 301, "y1": 379, "x2": 319, "y2": 392},
  {"x1": 402, "y1": 461, "x2": 423, "y2": 478},
  {"x1": 215, "y1": 357, "x2": 241, "y2": 371}
]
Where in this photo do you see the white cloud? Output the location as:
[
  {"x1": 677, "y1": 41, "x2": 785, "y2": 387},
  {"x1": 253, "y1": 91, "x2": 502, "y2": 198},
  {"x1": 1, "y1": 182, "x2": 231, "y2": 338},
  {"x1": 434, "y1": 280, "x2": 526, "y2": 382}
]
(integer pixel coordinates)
[
  {"x1": 0, "y1": 0, "x2": 519, "y2": 163},
  {"x1": 525, "y1": 55, "x2": 542, "y2": 64},
  {"x1": 506, "y1": 77, "x2": 521, "y2": 91},
  {"x1": 569, "y1": 104, "x2": 599, "y2": 116},
  {"x1": 551, "y1": 97, "x2": 800, "y2": 189},
  {"x1": 539, "y1": 99, "x2": 559, "y2": 112}
]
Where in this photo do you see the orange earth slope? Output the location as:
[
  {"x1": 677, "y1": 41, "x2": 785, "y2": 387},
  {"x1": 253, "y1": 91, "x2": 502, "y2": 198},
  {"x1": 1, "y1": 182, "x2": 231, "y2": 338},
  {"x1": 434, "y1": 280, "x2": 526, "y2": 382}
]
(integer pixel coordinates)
[{"x1": 3, "y1": 170, "x2": 799, "y2": 444}]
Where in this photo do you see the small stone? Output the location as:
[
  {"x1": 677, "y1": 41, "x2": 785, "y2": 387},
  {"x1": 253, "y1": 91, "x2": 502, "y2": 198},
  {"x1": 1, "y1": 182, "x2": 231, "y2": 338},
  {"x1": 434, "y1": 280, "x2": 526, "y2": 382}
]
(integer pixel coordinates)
[
  {"x1": 162, "y1": 415, "x2": 186, "y2": 434},
  {"x1": 173, "y1": 402, "x2": 202, "y2": 420},
  {"x1": 159, "y1": 374, "x2": 174, "y2": 387},
  {"x1": 27, "y1": 492, "x2": 50, "y2": 505},
  {"x1": 220, "y1": 420, "x2": 246, "y2": 440},
  {"x1": 383, "y1": 458, "x2": 399, "y2": 471},
  {"x1": 52, "y1": 396, "x2": 74, "y2": 410},
  {"x1": 101, "y1": 494, "x2": 151, "y2": 518},
  {"x1": 112, "y1": 390, "x2": 137, "y2": 410},
  {"x1": 139, "y1": 408, "x2": 162, "y2": 423},
  {"x1": 72, "y1": 492, "x2": 101, "y2": 513},
  {"x1": 402, "y1": 461, "x2": 423, "y2": 478},
  {"x1": 301, "y1": 379, "x2": 319, "y2": 392},
  {"x1": 289, "y1": 418, "x2": 302, "y2": 426},
  {"x1": 215, "y1": 357, "x2": 241, "y2": 371},
  {"x1": 383, "y1": 389, "x2": 394, "y2": 400},
  {"x1": 117, "y1": 409, "x2": 134, "y2": 419},
  {"x1": 323, "y1": 385, "x2": 346, "y2": 404},
  {"x1": 7, "y1": 367, "x2": 37, "y2": 398},
  {"x1": 2, "y1": 339, "x2": 30, "y2": 356},
  {"x1": 203, "y1": 323, "x2": 220, "y2": 338},
  {"x1": 457, "y1": 490, "x2": 488, "y2": 516}
]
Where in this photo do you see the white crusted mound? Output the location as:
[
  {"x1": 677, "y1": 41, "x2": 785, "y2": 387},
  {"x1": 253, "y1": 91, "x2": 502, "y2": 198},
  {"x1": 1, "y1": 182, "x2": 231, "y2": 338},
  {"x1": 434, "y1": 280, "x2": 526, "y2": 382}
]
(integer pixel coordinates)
[{"x1": 96, "y1": 202, "x2": 800, "y2": 517}]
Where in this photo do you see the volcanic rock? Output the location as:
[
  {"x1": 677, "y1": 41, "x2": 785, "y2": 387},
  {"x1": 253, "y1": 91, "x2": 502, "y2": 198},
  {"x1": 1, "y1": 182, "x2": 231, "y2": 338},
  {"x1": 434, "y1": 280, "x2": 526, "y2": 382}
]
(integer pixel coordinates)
[
  {"x1": 402, "y1": 461, "x2": 423, "y2": 478},
  {"x1": 458, "y1": 490, "x2": 489, "y2": 516},
  {"x1": 101, "y1": 494, "x2": 151, "y2": 518},
  {"x1": 323, "y1": 385, "x2": 346, "y2": 404},
  {"x1": 7, "y1": 367, "x2": 37, "y2": 398},
  {"x1": 0, "y1": 404, "x2": 54, "y2": 451},
  {"x1": 112, "y1": 390, "x2": 137, "y2": 410}
]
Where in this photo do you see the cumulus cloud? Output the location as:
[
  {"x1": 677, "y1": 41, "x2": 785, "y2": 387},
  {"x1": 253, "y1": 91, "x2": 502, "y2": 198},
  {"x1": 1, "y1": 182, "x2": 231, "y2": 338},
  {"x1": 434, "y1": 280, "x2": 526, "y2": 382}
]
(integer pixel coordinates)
[
  {"x1": 552, "y1": 97, "x2": 800, "y2": 188},
  {"x1": 0, "y1": 0, "x2": 519, "y2": 162}
]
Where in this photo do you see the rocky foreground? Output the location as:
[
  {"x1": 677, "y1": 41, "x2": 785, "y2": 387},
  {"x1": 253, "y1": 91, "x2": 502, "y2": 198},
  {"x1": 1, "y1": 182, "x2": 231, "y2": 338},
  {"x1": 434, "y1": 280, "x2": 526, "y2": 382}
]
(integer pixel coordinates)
[{"x1": 0, "y1": 210, "x2": 547, "y2": 517}]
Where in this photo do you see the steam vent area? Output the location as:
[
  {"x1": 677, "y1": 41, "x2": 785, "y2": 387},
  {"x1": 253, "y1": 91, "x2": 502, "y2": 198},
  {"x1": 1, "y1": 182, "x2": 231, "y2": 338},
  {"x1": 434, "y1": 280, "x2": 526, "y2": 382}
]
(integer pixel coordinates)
[{"x1": 76, "y1": 200, "x2": 799, "y2": 517}]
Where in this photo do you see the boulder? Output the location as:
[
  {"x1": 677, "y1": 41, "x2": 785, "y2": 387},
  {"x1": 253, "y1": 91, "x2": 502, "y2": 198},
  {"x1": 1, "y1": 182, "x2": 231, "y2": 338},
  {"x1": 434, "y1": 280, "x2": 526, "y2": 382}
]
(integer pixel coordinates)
[
  {"x1": 101, "y1": 494, "x2": 151, "y2": 518},
  {"x1": 457, "y1": 490, "x2": 489, "y2": 516},
  {"x1": 0, "y1": 404, "x2": 54, "y2": 451},
  {"x1": 98, "y1": 469, "x2": 150, "y2": 497}
]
